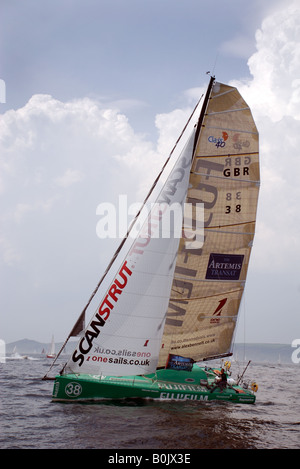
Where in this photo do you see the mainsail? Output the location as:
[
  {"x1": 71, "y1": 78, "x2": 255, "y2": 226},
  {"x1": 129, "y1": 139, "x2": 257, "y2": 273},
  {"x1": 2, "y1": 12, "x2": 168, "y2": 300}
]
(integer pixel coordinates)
[{"x1": 158, "y1": 79, "x2": 260, "y2": 366}]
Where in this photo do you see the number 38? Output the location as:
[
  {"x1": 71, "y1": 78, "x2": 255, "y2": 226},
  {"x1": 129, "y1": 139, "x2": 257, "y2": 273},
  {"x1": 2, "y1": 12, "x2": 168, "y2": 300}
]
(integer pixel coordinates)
[
  {"x1": 225, "y1": 205, "x2": 241, "y2": 214},
  {"x1": 225, "y1": 192, "x2": 241, "y2": 214}
]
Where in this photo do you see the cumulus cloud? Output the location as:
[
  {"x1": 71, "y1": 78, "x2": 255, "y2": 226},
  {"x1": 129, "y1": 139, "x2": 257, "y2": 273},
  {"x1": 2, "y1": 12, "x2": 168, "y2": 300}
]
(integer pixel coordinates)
[
  {"x1": 55, "y1": 169, "x2": 84, "y2": 188},
  {"x1": 0, "y1": 94, "x2": 168, "y2": 339},
  {"x1": 0, "y1": 94, "x2": 162, "y2": 262},
  {"x1": 241, "y1": 2, "x2": 300, "y2": 121},
  {"x1": 229, "y1": 0, "x2": 300, "y2": 273}
]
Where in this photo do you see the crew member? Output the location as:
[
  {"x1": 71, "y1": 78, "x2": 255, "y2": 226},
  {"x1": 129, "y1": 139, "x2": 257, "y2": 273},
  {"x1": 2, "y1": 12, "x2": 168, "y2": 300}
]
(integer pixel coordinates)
[{"x1": 210, "y1": 368, "x2": 227, "y2": 393}]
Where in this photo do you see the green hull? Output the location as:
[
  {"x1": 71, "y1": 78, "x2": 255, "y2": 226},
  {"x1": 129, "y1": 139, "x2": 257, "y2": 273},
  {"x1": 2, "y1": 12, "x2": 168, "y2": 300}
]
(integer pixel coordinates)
[{"x1": 52, "y1": 364, "x2": 256, "y2": 404}]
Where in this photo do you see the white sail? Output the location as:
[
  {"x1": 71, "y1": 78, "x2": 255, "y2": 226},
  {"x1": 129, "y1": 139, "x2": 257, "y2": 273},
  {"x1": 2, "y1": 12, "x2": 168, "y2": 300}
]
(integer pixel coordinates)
[
  {"x1": 158, "y1": 81, "x2": 260, "y2": 366},
  {"x1": 64, "y1": 128, "x2": 197, "y2": 376},
  {"x1": 47, "y1": 335, "x2": 56, "y2": 358}
]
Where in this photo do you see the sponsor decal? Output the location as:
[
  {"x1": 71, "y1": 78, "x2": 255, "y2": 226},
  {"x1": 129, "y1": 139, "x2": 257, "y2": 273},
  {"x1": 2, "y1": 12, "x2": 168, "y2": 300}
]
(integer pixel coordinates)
[
  {"x1": 205, "y1": 253, "x2": 244, "y2": 281},
  {"x1": 166, "y1": 354, "x2": 194, "y2": 371},
  {"x1": 53, "y1": 381, "x2": 60, "y2": 398},
  {"x1": 88, "y1": 356, "x2": 150, "y2": 366},
  {"x1": 210, "y1": 298, "x2": 228, "y2": 324},
  {"x1": 87, "y1": 346, "x2": 151, "y2": 367},
  {"x1": 71, "y1": 261, "x2": 132, "y2": 366},
  {"x1": 170, "y1": 335, "x2": 216, "y2": 350},
  {"x1": 160, "y1": 392, "x2": 208, "y2": 401}
]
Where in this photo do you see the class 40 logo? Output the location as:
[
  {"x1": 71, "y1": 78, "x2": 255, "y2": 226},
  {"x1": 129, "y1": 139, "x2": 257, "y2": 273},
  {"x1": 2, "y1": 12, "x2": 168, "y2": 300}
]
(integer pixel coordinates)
[{"x1": 208, "y1": 132, "x2": 228, "y2": 148}]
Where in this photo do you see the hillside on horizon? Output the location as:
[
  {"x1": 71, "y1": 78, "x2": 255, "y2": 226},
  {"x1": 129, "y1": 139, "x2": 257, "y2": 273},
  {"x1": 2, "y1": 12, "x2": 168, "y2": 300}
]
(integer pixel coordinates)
[{"x1": 2, "y1": 338, "x2": 295, "y2": 364}]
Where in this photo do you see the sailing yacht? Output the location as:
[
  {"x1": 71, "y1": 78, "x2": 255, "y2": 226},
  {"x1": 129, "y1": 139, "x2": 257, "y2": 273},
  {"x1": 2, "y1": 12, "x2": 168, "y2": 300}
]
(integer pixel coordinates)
[
  {"x1": 47, "y1": 335, "x2": 56, "y2": 359},
  {"x1": 45, "y1": 77, "x2": 260, "y2": 404}
]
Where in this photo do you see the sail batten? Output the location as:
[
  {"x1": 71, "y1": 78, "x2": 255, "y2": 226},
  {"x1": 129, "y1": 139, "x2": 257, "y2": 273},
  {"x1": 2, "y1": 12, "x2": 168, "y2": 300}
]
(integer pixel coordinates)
[
  {"x1": 206, "y1": 126, "x2": 257, "y2": 135},
  {"x1": 205, "y1": 229, "x2": 255, "y2": 235},
  {"x1": 211, "y1": 88, "x2": 236, "y2": 99},
  {"x1": 171, "y1": 277, "x2": 246, "y2": 284},
  {"x1": 194, "y1": 151, "x2": 259, "y2": 159},
  {"x1": 192, "y1": 172, "x2": 259, "y2": 185},
  {"x1": 207, "y1": 107, "x2": 250, "y2": 115}
]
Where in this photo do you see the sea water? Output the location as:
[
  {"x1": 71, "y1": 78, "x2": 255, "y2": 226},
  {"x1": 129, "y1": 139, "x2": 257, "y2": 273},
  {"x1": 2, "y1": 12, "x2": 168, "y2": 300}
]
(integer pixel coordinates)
[{"x1": 0, "y1": 355, "x2": 299, "y2": 450}]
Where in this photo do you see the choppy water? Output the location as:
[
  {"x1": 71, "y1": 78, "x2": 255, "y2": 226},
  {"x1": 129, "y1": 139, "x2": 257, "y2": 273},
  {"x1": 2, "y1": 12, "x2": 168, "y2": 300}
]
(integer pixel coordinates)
[{"x1": 0, "y1": 357, "x2": 299, "y2": 450}]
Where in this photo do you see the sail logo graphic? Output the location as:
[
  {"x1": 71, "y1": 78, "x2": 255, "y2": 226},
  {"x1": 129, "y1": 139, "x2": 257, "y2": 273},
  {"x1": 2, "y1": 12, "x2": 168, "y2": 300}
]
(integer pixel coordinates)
[
  {"x1": 210, "y1": 298, "x2": 227, "y2": 324},
  {"x1": 233, "y1": 133, "x2": 250, "y2": 151},
  {"x1": 208, "y1": 132, "x2": 228, "y2": 148}
]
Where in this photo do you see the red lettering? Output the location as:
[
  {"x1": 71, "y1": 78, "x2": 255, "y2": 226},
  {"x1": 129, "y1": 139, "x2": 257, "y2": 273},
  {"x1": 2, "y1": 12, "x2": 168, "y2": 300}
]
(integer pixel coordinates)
[
  {"x1": 114, "y1": 279, "x2": 125, "y2": 289},
  {"x1": 80, "y1": 260, "x2": 134, "y2": 367},
  {"x1": 98, "y1": 294, "x2": 114, "y2": 320},
  {"x1": 98, "y1": 261, "x2": 132, "y2": 319},
  {"x1": 130, "y1": 236, "x2": 151, "y2": 255},
  {"x1": 117, "y1": 261, "x2": 132, "y2": 287},
  {"x1": 109, "y1": 283, "x2": 122, "y2": 302}
]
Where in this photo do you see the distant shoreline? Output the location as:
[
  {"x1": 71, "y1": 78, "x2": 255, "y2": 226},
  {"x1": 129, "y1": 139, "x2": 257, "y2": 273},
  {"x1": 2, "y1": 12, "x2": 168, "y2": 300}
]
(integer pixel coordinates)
[{"x1": 2, "y1": 339, "x2": 295, "y2": 365}]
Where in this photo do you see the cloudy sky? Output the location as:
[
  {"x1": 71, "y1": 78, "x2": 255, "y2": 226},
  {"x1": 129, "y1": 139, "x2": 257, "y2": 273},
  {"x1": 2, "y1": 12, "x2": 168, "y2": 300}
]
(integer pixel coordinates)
[{"x1": 1, "y1": 0, "x2": 299, "y2": 347}]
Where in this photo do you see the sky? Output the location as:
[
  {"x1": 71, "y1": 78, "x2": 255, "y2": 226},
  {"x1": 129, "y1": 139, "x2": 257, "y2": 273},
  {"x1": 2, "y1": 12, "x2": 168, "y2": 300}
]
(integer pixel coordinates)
[{"x1": 1, "y1": 0, "x2": 299, "y2": 347}]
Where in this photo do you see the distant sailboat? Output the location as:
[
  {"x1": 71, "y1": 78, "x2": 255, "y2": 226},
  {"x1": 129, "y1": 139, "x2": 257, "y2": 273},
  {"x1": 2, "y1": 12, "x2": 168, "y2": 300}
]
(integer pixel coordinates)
[
  {"x1": 11, "y1": 346, "x2": 20, "y2": 358},
  {"x1": 9, "y1": 346, "x2": 29, "y2": 360},
  {"x1": 45, "y1": 76, "x2": 260, "y2": 404},
  {"x1": 47, "y1": 336, "x2": 56, "y2": 359}
]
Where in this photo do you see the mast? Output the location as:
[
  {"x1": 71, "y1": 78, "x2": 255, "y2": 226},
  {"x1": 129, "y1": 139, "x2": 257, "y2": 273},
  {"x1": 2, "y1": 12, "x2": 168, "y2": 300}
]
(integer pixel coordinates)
[
  {"x1": 158, "y1": 79, "x2": 260, "y2": 367},
  {"x1": 193, "y1": 75, "x2": 215, "y2": 154}
]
